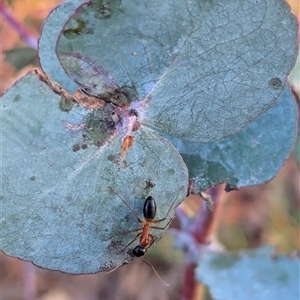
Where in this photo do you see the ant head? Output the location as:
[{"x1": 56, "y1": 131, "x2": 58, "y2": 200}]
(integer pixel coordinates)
[{"x1": 133, "y1": 245, "x2": 146, "y2": 257}]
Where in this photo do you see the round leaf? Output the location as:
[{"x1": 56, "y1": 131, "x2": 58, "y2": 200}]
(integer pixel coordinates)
[
  {"x1": 162, "y1": 88, "x2": 298, "y2": 190},
  {"x1": 56, "y1": 0, "x2": 298, "y2": 142},
  {"x1": 38, "y1": 0, "x2": 83, "y2": 93},
  {"x1": 196, "y1": 247, "x2": 300, "y2": 300},
  {"x1": 0, "y1": 72, "x2": 188, "y2": 273}
]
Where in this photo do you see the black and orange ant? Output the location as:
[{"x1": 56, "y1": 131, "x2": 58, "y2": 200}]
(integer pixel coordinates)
[{"x1": 108, "y1": 186, "x2": 185, "y2": 285}]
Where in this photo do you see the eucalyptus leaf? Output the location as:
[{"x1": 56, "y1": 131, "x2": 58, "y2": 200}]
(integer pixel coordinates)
[
  {"x1": 196, "y1": 247, "x2": 300, "y2": 300},
  {"x1": 56, "y1": 0, "x2": 298, "y2": 142},
  {"x1": 0, "y1": 72, "x2": 188, "y2": 273},
  {"x1": 162, "y1": 88, "x2": 298, "y2": 191},
  {"x1": 38, "y1": 0, "x2": 84, "y2": 93}
]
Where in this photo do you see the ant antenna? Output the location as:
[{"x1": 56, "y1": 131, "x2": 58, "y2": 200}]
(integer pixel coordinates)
[
  {"x1": 105, "y1": 258, "x2": 169, "y2": 286},
  {"x1": 140, "y1": 258, "x2": 169, "y2": 286}
]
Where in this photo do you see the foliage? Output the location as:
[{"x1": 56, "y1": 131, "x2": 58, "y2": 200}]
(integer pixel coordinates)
[{"x1": 0, "y1": 0, "x2": 299, "y2": 298}]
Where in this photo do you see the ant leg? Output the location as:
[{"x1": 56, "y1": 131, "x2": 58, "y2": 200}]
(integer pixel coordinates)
[
  {"x1": 108, "y1": 187, "x2": 143, "y2": 223},
  {"x1": 140, "y1": 258, "x2": 169, "y2": 286},
  {"x1": 149, "y1": 216, "x2": 174, "y2": 231},
  {"x1": 151, "y1": 185, "x2": 185, "y2": 224},
  {"x1": 147, "y1": 234, "x2": 155, "y2": 248},
  {"x1": 122, "y1": 232, "x2": 142, "y2": 251},
  {"x1": 109, "y1": 226, "x2": 142, "y2": 240}
]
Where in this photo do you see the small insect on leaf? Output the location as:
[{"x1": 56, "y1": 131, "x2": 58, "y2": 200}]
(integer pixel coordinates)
[
  {"x1": 109, "y1": 186, "x2": 185, "y2": 254},
  {"x1": 108, "y1": 186, "x2": 185, "y2": 285},
  {"x1": 121, "y1": 135, "x2": 135, "y2": 158},
  {"x1": 120, "y1": 108, "x2": 141, "y2": 158}
]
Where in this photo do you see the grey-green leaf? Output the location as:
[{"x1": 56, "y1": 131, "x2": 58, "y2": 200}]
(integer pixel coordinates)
[
  {"x1": 56, "y1": 0, "x2": 298, "y2": 142},
  {"x1": 196, "y1": 247, "x2": 300, "y2": 300},
  {"x1": 0, "y1": 72, "x2": 188, "y2": 273},
  {"x1": 162, "y1": 88, "x2": 298, "y2": 191},
  {"x1": 39, "y1": 0, "x2": 84, "y2": 93}
]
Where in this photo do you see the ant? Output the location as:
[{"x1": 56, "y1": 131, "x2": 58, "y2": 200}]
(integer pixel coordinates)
[{"x1": 108, "y1": 186, "x2": 185, "y2": 285}]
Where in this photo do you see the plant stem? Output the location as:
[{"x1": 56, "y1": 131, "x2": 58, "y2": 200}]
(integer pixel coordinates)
[{"x1": 179, "y1": 185, "x2": 222, "y2": 300}]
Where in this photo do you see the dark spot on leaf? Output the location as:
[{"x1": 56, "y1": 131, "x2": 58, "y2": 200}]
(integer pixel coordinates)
[
  {"x1": 107, "y1": 154, "x2": 121, "y2": 166},
  {"x1": 108, "y1": 240, "x2": 121, "y2": 250},
  {"x1": 269, "y1": 77, "x2": 282, "y2": 90},
  {"x1": 63, "y1": 19, "x2": 86, "y2": 38},
  {"x1": 167, "y1": 169, "x2": 175, "y2": 175},
  {"x1": 109, "y1": 87, "x2": 133, "y2": 106},
  {"x1": 91, "y1": 0, "x2": 121, "y2": 20},
  {"x1": 59, "y1": 97, "x2": 73, "y2": 112},
  {"x1": 51, "y1": 206, "x2": 59, "y2": 213},
  {"x1": 100, "y1": 85, "x2": 137, "y2": 107},
  {"x1": 72, "y1": 144, "x2": 81, "y2": 152},
  {"x1": 30, "y1": 176, "x2": 36, "y2": 181},
  {"x1": 66, "y1": 196, "x2": 73, "y2": 203},
  {"x1": 145, "y1": 179, "x2": 155, "y2": 190},
  {"x1": 124, "y1": 214, "x2": 131, "y2": 222},
  {"x1": 77, "y1": 223, "x2": 85, "y2": 228},
  {"x1": 66, "y1": 107, "x2": 116, "y2": 150},
  {"x1": 13, "y1": 95, "x2": 21, "y2": 102},
  {"x1": 82, "y1": 104, "x2": 117, "y2": 147},
  {"x1": 108, "y1": 154, "x2": 115, "y2": 161},
  {"x1": 99, "y1": 5, "x2": 112, "y2": 18}
]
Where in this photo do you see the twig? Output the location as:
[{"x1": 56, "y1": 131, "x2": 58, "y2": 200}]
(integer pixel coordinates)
[{"x1": 176, "y1": 185, "x2": 222, "y2": 300}]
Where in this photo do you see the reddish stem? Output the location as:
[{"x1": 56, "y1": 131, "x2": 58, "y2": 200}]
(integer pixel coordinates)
[
  {"x1": 181, "y1": 261, "x2": 197, "y2": 300},
  {"x1": 179, "y1": 185, "x2": 222, "y2": 300},
  {"x1": 190, "y1": 186, "x2": 220, "y2": 243}
]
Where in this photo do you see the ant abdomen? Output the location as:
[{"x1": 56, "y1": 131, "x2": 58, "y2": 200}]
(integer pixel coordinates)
[{"x1": 143, "y1": 196, "x2": 156, "y2": 221}]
